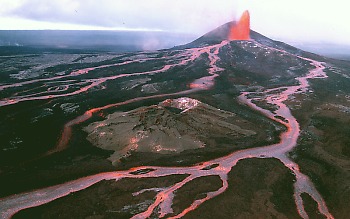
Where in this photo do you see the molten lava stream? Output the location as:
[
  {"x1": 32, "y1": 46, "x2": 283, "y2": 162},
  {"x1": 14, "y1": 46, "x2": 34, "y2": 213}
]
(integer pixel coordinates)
[
  {"x1": 0, "y1": 41, "x2": 334, "y2": 219},
  {"x1": 46, "y1": 41, "x2": 228, "y2": 155},
  {"x1": 0, "y1": 41, "x2": 226, "y2": 108}
]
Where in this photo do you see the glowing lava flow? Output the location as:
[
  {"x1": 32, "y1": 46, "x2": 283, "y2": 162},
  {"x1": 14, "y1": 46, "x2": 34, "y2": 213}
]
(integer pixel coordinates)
[
  {"x1": 189, "y1": 41, "x2": 228, "y2": 89},
  {"x1": 47, "y1": 41, "x2": 228, "y2": 155},
  {"x1": 0, "y1": 61, "x2": 133, "y2": 106},
  {"x1": 228, "y1": 10, "x2": 250, "y2": 40},
  {"x1": 0, "y1": 41, "x2": 334, "y2": 219},
  {"x1": 0, "y1": 41, "x2": 227, "y2": 107}
]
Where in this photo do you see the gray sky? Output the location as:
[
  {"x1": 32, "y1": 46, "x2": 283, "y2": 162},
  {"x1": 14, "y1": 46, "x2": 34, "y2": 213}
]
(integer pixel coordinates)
[{"x1": 1, "y1": 0, "x2": 350, "y2": 45}]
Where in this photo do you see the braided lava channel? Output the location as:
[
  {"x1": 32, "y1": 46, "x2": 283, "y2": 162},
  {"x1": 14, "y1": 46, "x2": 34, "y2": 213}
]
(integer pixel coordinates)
[
  {"x1": 48, "y1": 40, "x2": 229, "y2": 155},
  {"x1": 0, "y1": 41, "x2": 226, "y2": 107},
  {"x1": 0, "y1": 40, "x2": 334, "y2": 219}
]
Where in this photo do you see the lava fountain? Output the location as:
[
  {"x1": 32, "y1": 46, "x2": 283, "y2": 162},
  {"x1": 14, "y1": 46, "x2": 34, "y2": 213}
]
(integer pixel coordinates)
[{"x1": 228, "y1": 10, "x2": 250, "y2": 40}]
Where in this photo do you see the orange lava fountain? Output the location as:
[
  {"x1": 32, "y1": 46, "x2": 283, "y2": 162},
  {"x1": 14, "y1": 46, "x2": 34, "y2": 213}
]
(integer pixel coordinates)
[{"x1": 228, "y1": 10, "x2": 250, "y2": 40}]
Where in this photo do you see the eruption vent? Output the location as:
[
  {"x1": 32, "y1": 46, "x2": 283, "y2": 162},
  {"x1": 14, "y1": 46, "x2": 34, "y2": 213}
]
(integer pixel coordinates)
[{"x1": 229, "y1": 10, "x2": 250, "y2": 40}]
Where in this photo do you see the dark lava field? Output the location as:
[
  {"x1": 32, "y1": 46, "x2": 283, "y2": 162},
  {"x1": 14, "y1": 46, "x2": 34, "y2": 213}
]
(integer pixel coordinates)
[{"x1": 1, "y1": 22, "x2": 350, "y2": 218}]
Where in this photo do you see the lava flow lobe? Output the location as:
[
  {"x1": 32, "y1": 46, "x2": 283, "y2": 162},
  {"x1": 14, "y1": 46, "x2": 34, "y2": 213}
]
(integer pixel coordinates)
[{"x1": 229, "y1": 10, "x2": 250, "y2": 40}]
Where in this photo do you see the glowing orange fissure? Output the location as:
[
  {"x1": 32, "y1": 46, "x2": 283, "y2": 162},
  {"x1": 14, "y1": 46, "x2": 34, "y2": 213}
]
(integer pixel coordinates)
[{"x1": 229, "y1": 10, "x2": 250, "y2": 40}]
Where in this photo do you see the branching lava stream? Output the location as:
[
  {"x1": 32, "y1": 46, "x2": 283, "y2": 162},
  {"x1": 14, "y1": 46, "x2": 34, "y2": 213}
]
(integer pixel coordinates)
[{"x1": 0, "y1": 40, "x2": 334, "y2": 219}]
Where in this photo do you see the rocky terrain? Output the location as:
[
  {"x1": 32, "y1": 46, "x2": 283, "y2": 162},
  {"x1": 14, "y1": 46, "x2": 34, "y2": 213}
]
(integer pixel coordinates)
[{"x1": 84, "y1": 97, "x2": 257, "y2": 165}]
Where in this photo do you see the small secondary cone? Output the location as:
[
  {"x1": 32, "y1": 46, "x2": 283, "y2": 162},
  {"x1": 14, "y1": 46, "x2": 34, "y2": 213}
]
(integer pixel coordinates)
[{"x1": 228, "y1": 10, "x2": 250, "y2": 40}]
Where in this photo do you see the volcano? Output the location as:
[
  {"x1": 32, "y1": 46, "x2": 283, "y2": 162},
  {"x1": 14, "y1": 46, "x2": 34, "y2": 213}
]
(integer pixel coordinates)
[{"x1": 1, "y1": 17, "x2": 350, "y2": 219}]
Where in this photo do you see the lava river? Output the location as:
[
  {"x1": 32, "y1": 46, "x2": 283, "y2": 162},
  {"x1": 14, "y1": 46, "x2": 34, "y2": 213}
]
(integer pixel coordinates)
[{"x1": 0, "y1": 40, "x2": 334, "y2": 219}]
